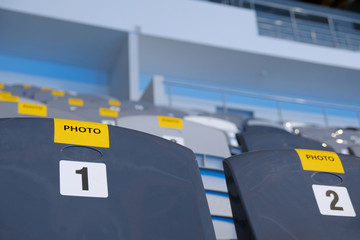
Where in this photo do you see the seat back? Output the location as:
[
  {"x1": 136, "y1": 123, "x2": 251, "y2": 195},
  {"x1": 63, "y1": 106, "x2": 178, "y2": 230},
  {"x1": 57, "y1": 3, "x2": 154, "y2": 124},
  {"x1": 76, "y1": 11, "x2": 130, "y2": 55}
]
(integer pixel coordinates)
[
  {"x1": 224, "y1": 149, "x2": 360, "y2": 239},
  {"x1": 0, "y1": 118, "x2": 215, "y2": 239},
  {"x1": 237, "y1": 126, "x2": 334, "y2": 152}
]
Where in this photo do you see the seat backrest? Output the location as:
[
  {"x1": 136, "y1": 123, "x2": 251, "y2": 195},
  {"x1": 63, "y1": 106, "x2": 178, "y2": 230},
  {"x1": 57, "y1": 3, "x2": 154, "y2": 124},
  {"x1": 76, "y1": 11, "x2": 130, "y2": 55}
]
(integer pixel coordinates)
[
  {"x1": 0, "y1": 101, "x2": 88, "y2": 121},
  {"x1": 185, "y1": 115, "x2": 240, "y2": 148},
  {"x1": 73, "y1": 107, "x2": 119, "y2": 125},
  {"x1": 237, "y1": 128, "x2": 334, "y2": 152},
  {"x1": 224, "y1": 149, "x2": 360, "y2": 240},
  {"x1": 117, "y1": 115, "x2": 231, "y2": 158},
  {"x1": 0, "y1": 118, "x2": 215, "y2": 240}
]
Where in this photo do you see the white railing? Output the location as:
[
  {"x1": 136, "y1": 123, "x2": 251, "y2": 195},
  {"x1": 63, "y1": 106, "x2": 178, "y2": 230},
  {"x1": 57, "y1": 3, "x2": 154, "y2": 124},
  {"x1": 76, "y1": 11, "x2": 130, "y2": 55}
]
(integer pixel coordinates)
[
  {"x1": 164, "y1": 80, "x2": 360, "y2": 127},
  {"x1": 209, "y1": 0, "x2": 360, "y2": 51}
]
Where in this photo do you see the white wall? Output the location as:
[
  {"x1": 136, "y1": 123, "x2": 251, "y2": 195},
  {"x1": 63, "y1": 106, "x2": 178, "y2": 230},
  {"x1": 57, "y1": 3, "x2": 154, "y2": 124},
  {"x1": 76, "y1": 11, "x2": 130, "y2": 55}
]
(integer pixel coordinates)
[{"x1": 1, "y1": 0, "x2": 360, "y2": 71}]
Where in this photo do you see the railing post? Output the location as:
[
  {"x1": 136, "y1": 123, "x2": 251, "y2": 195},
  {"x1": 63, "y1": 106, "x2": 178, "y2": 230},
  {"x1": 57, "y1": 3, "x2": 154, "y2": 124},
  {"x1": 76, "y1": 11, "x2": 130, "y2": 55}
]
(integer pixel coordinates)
[
  {"x1": 276, "y1": 101, "x2": 283, "y2": 122},
  {"x1": 322, "y1": 107, "x2": 329, "y2": 127},
  {"x1": 357, "y1": 111, "x2": 360, "y2": 129},
  {"x1": 168, "y1": 85, "x2": 173, "y2": 107},
  {"x1": 328, "y1": 17, "x2": 338, "y2": 48},
  {"x1": 222, "y1": 92, "x2": 227, "y2": 113},
  {"x1": 290, "y1": 9, "x2": 299, "y2": 41}
]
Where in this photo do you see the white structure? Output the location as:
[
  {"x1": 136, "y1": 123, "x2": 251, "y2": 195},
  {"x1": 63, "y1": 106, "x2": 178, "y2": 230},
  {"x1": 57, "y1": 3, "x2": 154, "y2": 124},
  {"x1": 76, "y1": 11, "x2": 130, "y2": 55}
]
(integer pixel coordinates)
[{"x1": 0, "y1": 0, "x2": 359, "y2": 126}]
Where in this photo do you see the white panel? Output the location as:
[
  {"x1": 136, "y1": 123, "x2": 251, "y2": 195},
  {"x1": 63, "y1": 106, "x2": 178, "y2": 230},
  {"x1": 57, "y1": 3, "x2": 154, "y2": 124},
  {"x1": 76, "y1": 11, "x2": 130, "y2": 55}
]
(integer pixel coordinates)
[
  {"x1": 206, "y1": 193, "x2": 233, "y2": 217},
  {"x1": 212, "y1": 218, "x2": 237, "y2": 240},
  {"x1": 201, "y1": 174, "x2": 228, "y2": 193}
]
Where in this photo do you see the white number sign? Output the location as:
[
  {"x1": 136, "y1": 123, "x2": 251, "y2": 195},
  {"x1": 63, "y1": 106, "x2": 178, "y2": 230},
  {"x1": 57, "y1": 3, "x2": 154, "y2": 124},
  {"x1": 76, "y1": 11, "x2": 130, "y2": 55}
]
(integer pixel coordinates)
[
  {"x1": 59, "y1": 160, "x2": 108, "y2": 198},
  {"x1": 312, "y1": 184, "x2": 355, "y2": 217}
]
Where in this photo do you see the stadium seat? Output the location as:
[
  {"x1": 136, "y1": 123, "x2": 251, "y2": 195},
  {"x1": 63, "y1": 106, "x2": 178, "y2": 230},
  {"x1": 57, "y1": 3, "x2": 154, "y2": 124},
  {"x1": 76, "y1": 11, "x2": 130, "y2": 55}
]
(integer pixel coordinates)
[
  {"x1": 242, "y1": 118, "x2": 290, "y2": 134},
  {"x1": 33, "y1": 89, "x2": 71, "y2": 103},
  {"x1": 297, "y1": 126, "x2": 360, "y2": 155},
  {"x1": 118, "y1": 101, "x2": 188, "y2": 118},
  {"x1": 0, "y1": 118, "x2": 215, "y2": 239},
  {"x1": 74, "y1": 107, "x2": 119, "y2": 125},
  {"x1": 237, "y1": 125, "x2": 334, "y2": 152},
  {"x1": 349, "y1": 145, "x2": 360, "y2": 156},
  {"x1": 0, "y1": 99, "x2": 88, "y2": 121},
  {"x1": 224, "y1": 149, "x2": 360, "y2": 239},
  {"x1": 185, "y1": 113, "x2": 243, "y2": 155},
  {"x1": 2, "y1": 84, "x2": 42, "y2": 99},
  {"x1": 117, "y1": 115, "x2": 236, "y2": 240}
]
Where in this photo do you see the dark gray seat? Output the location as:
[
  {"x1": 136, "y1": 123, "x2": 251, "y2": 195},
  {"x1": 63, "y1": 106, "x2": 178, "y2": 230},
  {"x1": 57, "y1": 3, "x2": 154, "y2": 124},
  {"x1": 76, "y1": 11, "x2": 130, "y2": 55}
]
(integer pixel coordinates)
[
  {"x1": 3, "y1": 84, "x2": 42, "y2": 99},
  {"x1": 0, "y1": 118, "x2": 215, "y2": 240},
  {"x1": 117, "y1": 115, "x2": 236, "y2": 239},
  {"x1": 0, "y1": 100, "x2": 88, "y2": 121},
  {"x1": 224, "y1": 149, "x2": 360, "y2": 240},
  {"x1": 237, "y1": 126, "x2": 334, "y2": 152}
]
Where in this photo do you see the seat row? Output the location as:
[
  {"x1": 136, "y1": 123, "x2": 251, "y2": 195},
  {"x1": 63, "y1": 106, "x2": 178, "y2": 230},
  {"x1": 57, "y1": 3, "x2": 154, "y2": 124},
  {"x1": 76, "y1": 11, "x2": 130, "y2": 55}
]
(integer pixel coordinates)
[{"x1": 1, "y1": 83, "x2": 360, "y2": 239}]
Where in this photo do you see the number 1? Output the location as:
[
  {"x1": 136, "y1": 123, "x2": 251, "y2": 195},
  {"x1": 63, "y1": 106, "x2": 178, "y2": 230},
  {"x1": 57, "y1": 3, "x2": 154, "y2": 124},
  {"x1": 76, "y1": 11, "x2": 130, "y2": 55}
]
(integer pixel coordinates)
[{"x1": 76, "y1": 167, "x2": 89, "y2": 191}]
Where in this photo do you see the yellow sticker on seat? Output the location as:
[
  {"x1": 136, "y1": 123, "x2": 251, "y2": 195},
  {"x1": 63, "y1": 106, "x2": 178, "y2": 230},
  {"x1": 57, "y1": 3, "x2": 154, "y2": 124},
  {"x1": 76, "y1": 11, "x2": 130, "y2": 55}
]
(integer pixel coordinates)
[
  {"x1": 41, "y1": 87, "x2": 51, "y2": 91},
  {"x1": 295, "y1": 149, "x2": 344, "y2": 174},
  {"x1": 158, "y1": 116, "x2": 183, "y2": 129},
  {"x1": 54, "y1": 119, "x2": 109, "y2": 148},
  {"x1": 23, "y1": 84, "x2": 32, "y2": 89},
  {"x1": 0, "y1": 95, "x2": 19, "y2": 102},
  {"x1": 99, "y1": 108, "x2": 118, "y2": 118},
  {"x1": 68, "y1": 98, "x2": 84, "y2": 106},
  {"x1": 52, "y1": 90, "x2": 65, "y2": 97},
  {"x1": 18, "y1": 102, "x2": 47, "y2": 117},
  {"x1": 108, "y1": 99, "x2": 121, "y2": 106},
  {"x1": 0, "y1": 83, "x2": 4, "y2": 89},
  {"x1": 0, "y1": 91, "x2": 11, "y2": 97}
]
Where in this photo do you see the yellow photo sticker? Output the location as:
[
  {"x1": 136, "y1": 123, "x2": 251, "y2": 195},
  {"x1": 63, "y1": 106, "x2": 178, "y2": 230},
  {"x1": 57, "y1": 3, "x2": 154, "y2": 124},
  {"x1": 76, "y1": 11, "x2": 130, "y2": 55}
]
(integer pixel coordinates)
[
  {"x1": 295, "y1": 149, "x2": 344, "y2": 174},
  {"x1": 23, "y1": 84, "x2": 32, "y2": 89},
  {"x1": 52, "y1": 90, "x2": 65, "y2": 97},
  {"x1": 54, "y1": 119, "x2": 109, "y2": 148},
  {"x1": 0, "y1": 91, "x2": 12, "y2": 97},
  {"x1": 0, "y1": 83, "x2": 4, "y2": 89},
  {"x1": 41, "y1": 87, "x2": 51, "y2": 91},
  {"x1": 68, "y1": 98, "x2": 84, "y2": 107},
  {"x1": 158, "y1": 116, "x2": 183, "y2": 129},
  {"x1": 0, "y1": 95, "x2": 19, "y2": 102},
  {"x1": 18, "y1": 102, "x2": 47, "y2": 117},
  {"x1": 99, "y1": 108, "x2": 118, "y2": 118},
  {"x1": 108, "y1": 99, "x2": 121, "y2": 107}
]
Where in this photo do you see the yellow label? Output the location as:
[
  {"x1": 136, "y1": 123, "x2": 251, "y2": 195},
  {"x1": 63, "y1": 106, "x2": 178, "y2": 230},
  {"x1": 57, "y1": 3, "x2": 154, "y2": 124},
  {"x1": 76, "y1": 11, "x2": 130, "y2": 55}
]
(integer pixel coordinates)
[
  {"x1": 295, "y1": 149, "x2": 344, "y2": 174},
  {"x1": 41, "y1": 87, "x2": 51, "y2": 91},
  {"x1": 99, "y1": 108, "x2": 118, "y2": 118},
  {"x1": 68, "y1": 98, "x2": 84, "y2": 106},
  {"x1": 54, "y1": 119, "x2": 109, "y2": 148},
  {"x1": 108, "y1": 99, "x2": 121, "y2": 106},
  {"x1": 52, "y1": 90, "x2": 65, "y2": 97},
  {"x1": 23, "y1": 84, "x2": 32, "y2": 89},
  {"x1": 18, "y1": 102, "x2": 47, "y2": 117},
  {"x1": 157, "y1": 116, "x2": 183, "y2": 129},
  {"x1": 0, "y1": 95, "x2": 19, "y2": 102},
  {"x1": 0, "y1": 83, "x2": 4, "y2": 89},
  {"x1": 0, "y1": 91, "x2": 11, "y2": 97}
]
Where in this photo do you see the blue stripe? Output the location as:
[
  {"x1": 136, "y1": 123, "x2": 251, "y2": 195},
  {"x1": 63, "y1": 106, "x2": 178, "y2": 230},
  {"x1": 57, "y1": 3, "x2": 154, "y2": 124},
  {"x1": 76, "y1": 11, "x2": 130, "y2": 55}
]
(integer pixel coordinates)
[
  {"x1": 212, "y1": 216, "x2": 234, "y2": 224},
  {"x1": 0, "y1": 54, "x2": 107, "y2": 84},
  {"x1": 200, "y1": 169, "x2": 225, "y2": 179},
  {"x1": 205, "y1": 190, "x2": 229, "y2": 198}
]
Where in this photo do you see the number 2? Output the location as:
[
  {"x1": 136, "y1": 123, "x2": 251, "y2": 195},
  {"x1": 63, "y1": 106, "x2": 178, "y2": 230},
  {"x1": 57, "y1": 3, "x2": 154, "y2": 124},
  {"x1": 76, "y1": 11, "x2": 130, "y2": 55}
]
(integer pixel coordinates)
[
  {"x1": 76, "y1": 167, "x2": 89, "y2": 191},
  {"x1": 326, "y1": 190, "x2": 343, "y2": 211}
]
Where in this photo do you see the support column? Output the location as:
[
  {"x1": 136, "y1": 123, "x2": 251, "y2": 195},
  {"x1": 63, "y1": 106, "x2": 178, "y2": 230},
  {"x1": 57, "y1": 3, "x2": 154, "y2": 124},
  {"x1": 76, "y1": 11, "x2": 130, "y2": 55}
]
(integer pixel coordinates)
[{"x1": 109, "y1": 31, "x2": 139, "y2": 101}]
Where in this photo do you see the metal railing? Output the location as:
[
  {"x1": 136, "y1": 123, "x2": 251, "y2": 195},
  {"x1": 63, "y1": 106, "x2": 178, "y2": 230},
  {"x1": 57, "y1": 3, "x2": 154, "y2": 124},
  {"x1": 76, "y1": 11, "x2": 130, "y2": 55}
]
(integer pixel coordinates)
[
  {"x1": 208, "y1": 0, "x2": 360, "y2": 51},
  {"x1": 165, "y1": 80, "x2": 360, "y2": 127}
]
